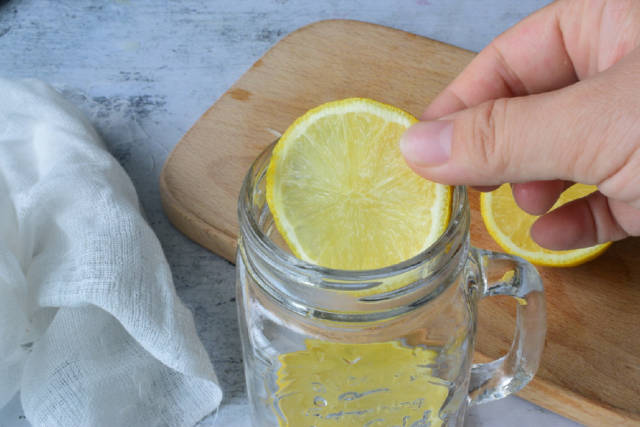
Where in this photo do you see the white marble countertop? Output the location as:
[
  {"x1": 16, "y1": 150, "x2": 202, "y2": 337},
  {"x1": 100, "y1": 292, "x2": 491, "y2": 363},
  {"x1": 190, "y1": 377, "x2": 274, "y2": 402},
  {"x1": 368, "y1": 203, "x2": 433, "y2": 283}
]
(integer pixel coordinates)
[{"x1": 0, "y1": 0, "x2": 583, "y2": 426}]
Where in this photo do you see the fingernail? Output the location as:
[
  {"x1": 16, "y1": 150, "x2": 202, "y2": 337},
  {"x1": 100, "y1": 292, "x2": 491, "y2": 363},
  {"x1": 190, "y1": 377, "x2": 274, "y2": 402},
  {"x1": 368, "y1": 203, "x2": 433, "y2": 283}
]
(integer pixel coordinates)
[{"x1": 400, "y1": 120, "x2": 453, "y2": 166}]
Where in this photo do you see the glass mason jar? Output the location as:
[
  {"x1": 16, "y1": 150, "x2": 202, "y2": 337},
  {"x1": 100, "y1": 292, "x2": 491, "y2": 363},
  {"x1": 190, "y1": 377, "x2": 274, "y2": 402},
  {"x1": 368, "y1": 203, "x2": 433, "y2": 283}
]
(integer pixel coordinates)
[{"x1": 237, "y1": 143, "x2": 546, "y2": 427}]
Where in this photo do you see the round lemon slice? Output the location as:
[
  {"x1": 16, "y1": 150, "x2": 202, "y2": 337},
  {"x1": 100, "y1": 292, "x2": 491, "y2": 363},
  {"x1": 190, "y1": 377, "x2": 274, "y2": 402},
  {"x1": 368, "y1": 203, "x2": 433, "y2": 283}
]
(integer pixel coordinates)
[
  {"x1": 266, "y1": 98, "x2": 452, "y2": 270},
  {"x1": 481, "y1": 183, "x2": 611, "y2": 267}
]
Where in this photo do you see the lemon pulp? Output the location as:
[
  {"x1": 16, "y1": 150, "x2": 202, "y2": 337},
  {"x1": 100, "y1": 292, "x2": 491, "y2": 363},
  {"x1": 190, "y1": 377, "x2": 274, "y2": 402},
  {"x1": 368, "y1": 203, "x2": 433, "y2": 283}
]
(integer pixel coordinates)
[{"x1": 266, "y1": 98, "x2": 452, "y2": 270}]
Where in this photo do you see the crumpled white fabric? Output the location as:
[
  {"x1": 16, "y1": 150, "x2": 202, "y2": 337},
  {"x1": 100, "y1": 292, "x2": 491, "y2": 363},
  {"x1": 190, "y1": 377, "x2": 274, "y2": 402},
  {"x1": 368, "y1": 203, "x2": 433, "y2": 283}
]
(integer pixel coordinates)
[{"x1": 0, "y1": 79, "x2": 222, "y2": 426}]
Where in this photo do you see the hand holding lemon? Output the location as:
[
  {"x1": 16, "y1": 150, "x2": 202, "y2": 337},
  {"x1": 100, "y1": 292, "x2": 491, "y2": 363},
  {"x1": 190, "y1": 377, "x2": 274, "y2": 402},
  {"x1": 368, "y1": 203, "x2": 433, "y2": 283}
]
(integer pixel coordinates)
[
  {"x1": 267, "y1": 95, "x2": 617, "y2": 270},
  {"x1": 400, "y1": 0, "x2": 640, "y2": 257}
]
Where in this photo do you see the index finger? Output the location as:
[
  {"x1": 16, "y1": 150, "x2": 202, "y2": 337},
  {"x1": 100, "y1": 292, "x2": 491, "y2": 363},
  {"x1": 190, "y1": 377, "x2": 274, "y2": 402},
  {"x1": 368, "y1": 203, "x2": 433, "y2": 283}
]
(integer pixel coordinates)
[{"x1": 423, "y1": 1, "x2": 577, "y2": 119}]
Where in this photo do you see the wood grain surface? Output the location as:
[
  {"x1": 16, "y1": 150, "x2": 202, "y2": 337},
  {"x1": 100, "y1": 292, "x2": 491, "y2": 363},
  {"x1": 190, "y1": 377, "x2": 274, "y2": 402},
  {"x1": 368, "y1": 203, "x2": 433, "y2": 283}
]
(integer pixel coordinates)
[{"x1": 160, "y1": 20, "x2": 640, "y2": 426}]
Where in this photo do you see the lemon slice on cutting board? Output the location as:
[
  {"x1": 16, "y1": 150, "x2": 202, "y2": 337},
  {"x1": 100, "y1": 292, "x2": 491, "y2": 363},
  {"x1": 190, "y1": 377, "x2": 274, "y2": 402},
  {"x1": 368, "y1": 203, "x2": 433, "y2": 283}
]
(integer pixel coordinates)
[
  {"x1": 266, "y1": 98, "x2": 452, "y2": 270},
  {"x1": 481, "y1": 183, "x2": 611, "y2": 267}
]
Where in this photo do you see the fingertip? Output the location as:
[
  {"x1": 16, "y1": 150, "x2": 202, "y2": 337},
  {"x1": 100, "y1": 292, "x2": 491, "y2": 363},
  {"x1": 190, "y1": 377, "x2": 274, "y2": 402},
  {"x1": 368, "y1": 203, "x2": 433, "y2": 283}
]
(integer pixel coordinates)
[
  {"x1": 400, "y1": 121, "x2": 453, "y2": 167},
  {"x1": 512, "y1": 180, "x2": 567, "y2": 215},
  {"x1": 530, "y1": 193, "x2": 620, "y2": 250}
]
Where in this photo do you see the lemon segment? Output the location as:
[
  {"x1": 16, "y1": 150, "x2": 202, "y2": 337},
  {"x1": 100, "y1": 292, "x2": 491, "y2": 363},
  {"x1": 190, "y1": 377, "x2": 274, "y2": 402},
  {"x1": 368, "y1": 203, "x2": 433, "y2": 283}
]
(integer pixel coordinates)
[
  {"x1": 273, "y1": 340, "x2": 449, "y2": 427},
  {"x1": 266, "y1": 98, "x2": 452, "y2": 270},
  {"x1": 480, "y1": 184, "x2": 611, "y2": 267}
]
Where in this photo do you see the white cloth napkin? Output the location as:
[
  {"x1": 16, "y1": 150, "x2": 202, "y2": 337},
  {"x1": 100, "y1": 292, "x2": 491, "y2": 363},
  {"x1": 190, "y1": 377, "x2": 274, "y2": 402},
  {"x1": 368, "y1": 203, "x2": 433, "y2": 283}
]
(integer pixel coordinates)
[{"x1": 0, "y1": 79, "x2": 222, "y2": 426}]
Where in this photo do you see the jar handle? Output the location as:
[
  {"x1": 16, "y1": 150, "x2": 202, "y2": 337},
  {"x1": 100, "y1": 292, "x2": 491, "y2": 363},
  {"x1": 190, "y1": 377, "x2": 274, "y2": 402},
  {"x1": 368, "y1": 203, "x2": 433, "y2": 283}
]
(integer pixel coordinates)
[{"x1": 468, "y1": 248, "x2": 546, "y2": 405}]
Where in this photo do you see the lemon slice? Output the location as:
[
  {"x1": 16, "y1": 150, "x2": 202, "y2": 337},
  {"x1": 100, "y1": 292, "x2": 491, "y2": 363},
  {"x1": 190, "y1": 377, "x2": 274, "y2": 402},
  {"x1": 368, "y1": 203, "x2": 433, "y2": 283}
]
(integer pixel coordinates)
[
  {"x1": 480, "y1": 183, "x2": 611, "y2": 267},
  {"x1": 266, "y1": 98, "x2": 452, "y2": 270},
  {"x1": 274, "y1": 340, "x2": 449, "y2": 427}
]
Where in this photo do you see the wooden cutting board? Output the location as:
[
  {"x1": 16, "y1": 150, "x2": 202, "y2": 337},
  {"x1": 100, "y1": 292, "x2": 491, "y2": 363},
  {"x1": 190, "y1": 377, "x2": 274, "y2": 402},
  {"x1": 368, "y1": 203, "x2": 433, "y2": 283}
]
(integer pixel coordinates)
[{"x1": 160, "y1": 20, "x2": 640, "y2": 426}]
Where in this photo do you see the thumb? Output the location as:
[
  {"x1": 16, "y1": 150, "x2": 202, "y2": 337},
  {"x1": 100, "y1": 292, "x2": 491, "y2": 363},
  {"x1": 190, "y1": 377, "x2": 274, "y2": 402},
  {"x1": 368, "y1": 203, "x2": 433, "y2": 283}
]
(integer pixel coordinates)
[{"x1": 400, "y1": 83, "x2": 613, "y2": 187}]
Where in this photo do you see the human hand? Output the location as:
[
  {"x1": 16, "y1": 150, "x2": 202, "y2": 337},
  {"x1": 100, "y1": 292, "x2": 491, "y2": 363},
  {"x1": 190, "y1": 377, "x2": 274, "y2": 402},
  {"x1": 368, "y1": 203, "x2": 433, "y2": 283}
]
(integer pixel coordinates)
[{"x1": 400, "y1": 0, "x2": 640, "y2": 250}]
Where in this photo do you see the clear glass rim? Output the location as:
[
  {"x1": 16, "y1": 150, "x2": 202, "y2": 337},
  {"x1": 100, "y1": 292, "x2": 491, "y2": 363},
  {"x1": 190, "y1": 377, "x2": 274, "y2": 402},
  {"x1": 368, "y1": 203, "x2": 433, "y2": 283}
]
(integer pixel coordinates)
[{"x1": 239, "y1": 142, "x2": 469, "y2": 286}]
